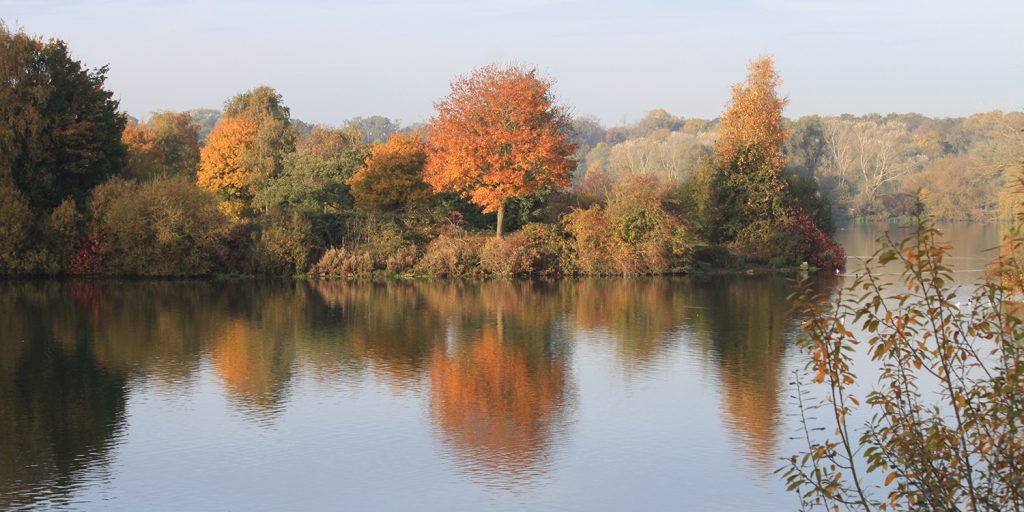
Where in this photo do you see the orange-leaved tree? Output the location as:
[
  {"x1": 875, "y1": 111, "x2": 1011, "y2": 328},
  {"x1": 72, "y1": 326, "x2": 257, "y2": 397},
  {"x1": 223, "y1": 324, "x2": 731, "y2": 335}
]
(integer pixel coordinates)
[
  {"x1": 348, "y1": 132, "x2": 431, "y2": 212},
  {"x1": 425, "y1": 64, "x2": 576, "y2": 237},
  {"x1": 197, "y1": 115, "x2": 258, "y2": 217},
  {"x1": 715, "y1": 57, "x2": 789, "y2": 182}
]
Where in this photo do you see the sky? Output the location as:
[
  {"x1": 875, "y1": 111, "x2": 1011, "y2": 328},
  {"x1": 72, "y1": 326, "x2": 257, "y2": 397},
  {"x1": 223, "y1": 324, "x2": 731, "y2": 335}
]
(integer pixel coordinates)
[{"x1": 2, "y1": 0, "x2": 1021, "y2": 126}]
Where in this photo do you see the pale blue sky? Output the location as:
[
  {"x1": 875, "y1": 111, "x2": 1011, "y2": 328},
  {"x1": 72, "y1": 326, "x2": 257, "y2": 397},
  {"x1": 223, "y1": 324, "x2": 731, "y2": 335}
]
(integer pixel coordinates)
[{"x1": 3, "y1": 0, "x2": 1021, "y2": 125}]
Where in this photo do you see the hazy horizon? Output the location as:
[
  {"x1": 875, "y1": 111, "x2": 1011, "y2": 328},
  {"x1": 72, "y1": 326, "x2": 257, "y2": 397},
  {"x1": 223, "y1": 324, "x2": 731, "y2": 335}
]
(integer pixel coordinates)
[{"x1": 3, "y1": 0, "x2": 1021, "y2": 126}]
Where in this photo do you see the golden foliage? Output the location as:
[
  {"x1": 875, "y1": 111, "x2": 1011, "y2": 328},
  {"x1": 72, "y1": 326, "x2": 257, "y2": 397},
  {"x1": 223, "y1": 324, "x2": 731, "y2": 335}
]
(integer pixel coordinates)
[
  {"x1": 197, "y1": 115, "x2": 259, "y2": 214},
  {"x1": 348, "y1": 132, "x2": 430, "y2": 211},
  {"x1": 122, "y1": 112, "x2": 201, "y2": 179},
  {"x1": 121, "y1": 120, "x2": 157, "y2": 174},
  {"x1": 715, "y1": 56, "x2": 789, "y2": 177},
  {"x1": 298, "y1": 124, "x2": 361, "y2": 159}
]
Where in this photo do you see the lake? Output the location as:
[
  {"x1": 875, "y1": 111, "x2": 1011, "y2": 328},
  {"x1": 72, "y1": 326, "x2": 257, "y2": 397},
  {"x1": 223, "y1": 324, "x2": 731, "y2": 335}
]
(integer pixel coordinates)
[{"x1": 0, "y1": 222, "x2": 1005, "y2": 511}]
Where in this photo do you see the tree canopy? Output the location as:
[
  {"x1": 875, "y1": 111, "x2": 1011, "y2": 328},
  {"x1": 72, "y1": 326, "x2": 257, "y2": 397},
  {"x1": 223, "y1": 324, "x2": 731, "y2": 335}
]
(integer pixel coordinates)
[
  {"x1": 348, "y1": 132, "x2": 431, "y2": 212},
  {"x1": 122, "y1": 111, "x2": 200, "y2": 179},
  {"x1": 424, "y1": 64, "x2": 576, "y2": 237},
  {"x1": 197, "y1": 114, "x2": 259, "y2": 216},
  {"x1": 0, "y1": 24, "x2": 126, "y2": 211}
]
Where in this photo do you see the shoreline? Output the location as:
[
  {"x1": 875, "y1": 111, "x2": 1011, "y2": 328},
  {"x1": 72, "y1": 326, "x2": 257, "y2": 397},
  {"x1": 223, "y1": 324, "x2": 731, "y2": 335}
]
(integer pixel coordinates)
[{"x1": 0, "y1": 263, "x2": 820, "y2": 282}]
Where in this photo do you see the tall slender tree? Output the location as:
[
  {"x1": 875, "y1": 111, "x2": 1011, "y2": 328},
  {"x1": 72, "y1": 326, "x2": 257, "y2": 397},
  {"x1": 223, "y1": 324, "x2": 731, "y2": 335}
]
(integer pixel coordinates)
[{"x1": 700, "y1": 56, "x2": 791, "y2": 243}]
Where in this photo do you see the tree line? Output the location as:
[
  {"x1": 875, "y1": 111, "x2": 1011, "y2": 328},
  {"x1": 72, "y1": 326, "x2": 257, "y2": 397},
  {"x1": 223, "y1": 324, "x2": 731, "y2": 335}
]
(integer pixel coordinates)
[
  {"x1": 578, "y1": 109, "x2": 1022, "y2": 222},
  {"x1": 3, "y1": 25, "x2": 857, "y2": 277}
]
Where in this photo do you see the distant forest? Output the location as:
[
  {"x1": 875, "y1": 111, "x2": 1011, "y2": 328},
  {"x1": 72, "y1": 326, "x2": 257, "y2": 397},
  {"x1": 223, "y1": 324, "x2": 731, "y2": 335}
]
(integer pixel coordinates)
[
  {"x1": 175, "y1": 108, "x2": 1023, "y2": 222},
  {"x1": 570, "y1": 109, "x2": 1024, "y2": 221}
]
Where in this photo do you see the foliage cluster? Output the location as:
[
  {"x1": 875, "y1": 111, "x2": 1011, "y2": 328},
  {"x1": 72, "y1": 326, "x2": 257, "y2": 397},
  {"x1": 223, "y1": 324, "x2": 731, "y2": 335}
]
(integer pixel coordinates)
[
  {"x1": 86, "y1": 176, "x2": 230, "y2": 275},
  {"x1": 783, "y1": 215, "x2": 1024, "y2": 511},
  {"x1": 562, "y1": 178, "x2": 692, "y2": 275},
  {"x1": 312, "y1": 220, "x2": 419, "y2": 277}
]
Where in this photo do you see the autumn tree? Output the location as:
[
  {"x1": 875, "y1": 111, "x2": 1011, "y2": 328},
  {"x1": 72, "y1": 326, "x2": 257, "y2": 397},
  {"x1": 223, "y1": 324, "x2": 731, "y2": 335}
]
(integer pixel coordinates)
[
  {"x1": 122, "y1": 111, "x2": 200, "y2": 179},
  {"x1": 224, "y1": 86, "x2": 291, "y2": 121},
  {"x1": 298, "y1": 124, "x2": 362, "y2": 159},
  {"x1": 348, "y1": 132, "x2": 431, "y2": 212},
  {"x1": 694, "y1": 57, "x2": 842, "y2": 267},
  {"x1": 701, "y1": 56, "x2": 791, "y2": 242},
  {"x1": 229, "y1": 87, "x2": 296, "y2": 187},
  {"x1": 0, "y1": 24, "x2": 127, "y2": 274},
  {"x1": 198, "y1": 87, "x2": 297, "y2": 216},
  {"x1": 197, "y1": 115, "x2": 259, "y2": 216},
  {"x1": 121, "y1": 120, "x2": 157, "y2": 178},
  {"x1": 425, "y1": 64, "x2": 576, "y2": 237}
]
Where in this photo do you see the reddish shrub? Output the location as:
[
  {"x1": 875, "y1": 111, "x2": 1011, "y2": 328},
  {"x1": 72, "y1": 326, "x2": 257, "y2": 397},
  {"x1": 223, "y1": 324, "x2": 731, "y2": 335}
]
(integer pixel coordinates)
[
  {"x1": 69, "y1": 233, "x2": 108, "y2": 275},
  {"x1": 786, "y1": 207, "x2": 845, "y2": 270}
]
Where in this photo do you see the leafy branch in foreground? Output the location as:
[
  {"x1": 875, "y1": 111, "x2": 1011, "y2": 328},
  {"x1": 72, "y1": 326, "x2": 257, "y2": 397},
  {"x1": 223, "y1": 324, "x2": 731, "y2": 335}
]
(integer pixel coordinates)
[{"x1": 781, "y1": 214, "x2": 1024, "y2": 511}]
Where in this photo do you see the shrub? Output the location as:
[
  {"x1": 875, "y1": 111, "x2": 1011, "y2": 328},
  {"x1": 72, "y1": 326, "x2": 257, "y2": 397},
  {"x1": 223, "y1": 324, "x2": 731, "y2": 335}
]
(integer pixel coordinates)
[
  {"x1": 479, "y1": 223, "x2": 565, "y2": 277},
  {"x1": 360, "y1": 222, "x2": 419, "y2": 274},
  {"x1": 46, "y1": 199, "x2": 83, "y2": 263},
  {"x1": 0, "y1": 184, "x2": 35, "y2": 273},
  {"x1": 729, "y1": 207, "x2": 844, "y2": 269},
  {"x1": 561, "y1": 205, "x2": 617, "y2": 275},
  {"x1": 605, "y1": 182, "x2": 691, "y2": 273},
  {"x1": 784, "y1": 207, "x2": 845, "y2": 269},
  {"x1": 562, "y1": 178, "x2": 693, "y2": 275},
  {"x1": 87, "y1": 176, "x2": 231, "y2": 276},
  {"x1": 731, "y1": 218, "x2": 786, "y2": 264},
  {"x1": 255, "y1": 209, "x2": 318, "y2": 274},
  {"x1": 416, "y1": 231, "x2": 484, "y2": 278},
  {"x1": 309, "y1": 219, "x2": 419, "y2": 277},
  {"x1": 311, "y1": 221, "x2": 418, "y2": 277},
  {"x1": 310, "y1": 246, "x2": 373, "y2": 276},
  {"x1": 69, "y1": 233, "x2": 107, "y2": 275}
]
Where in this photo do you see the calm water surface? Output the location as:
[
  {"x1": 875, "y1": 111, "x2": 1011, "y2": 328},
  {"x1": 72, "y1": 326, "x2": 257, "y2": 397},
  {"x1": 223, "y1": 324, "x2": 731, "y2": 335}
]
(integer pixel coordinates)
[{"x1": 0, "y1": 222, "x2": 1003, "y2": 511}]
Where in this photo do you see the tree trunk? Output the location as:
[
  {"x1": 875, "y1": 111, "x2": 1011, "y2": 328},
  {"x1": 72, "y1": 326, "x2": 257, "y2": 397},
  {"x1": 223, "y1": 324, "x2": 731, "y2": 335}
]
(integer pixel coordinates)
[{"x1": 496, "y1": 202, "x2": 505, "y2": 239}]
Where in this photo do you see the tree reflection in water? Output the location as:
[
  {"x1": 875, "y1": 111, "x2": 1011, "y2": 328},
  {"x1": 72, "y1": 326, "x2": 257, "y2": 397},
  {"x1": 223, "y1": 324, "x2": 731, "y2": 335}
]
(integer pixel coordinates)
[
  {"x1": 0, "y1": 281, "x2": 127, "y2": 510},
  {"x1": 0, "y1": 275, "x2": 836, "y2": 505},
  {"x1": 425, "y1": 282, "x2": 571, "y2": 488},
  {"x1": 688, "y1": 276, "x2": 801, "y2": 471}
]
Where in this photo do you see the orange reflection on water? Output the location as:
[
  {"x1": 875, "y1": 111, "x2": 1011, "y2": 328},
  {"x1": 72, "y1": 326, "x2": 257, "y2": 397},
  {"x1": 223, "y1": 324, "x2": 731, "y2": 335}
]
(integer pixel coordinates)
[
  {"x1": 210, "y1": 318, "x2": 292, "y2": 412},
  {"x1": 428, "y1": 318, "x2": 568, "y2": 487}
]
